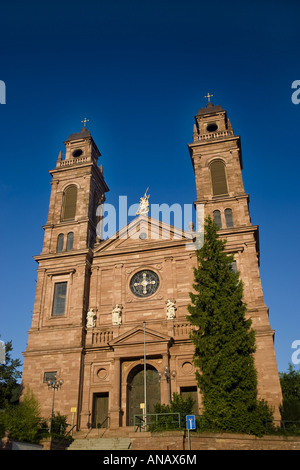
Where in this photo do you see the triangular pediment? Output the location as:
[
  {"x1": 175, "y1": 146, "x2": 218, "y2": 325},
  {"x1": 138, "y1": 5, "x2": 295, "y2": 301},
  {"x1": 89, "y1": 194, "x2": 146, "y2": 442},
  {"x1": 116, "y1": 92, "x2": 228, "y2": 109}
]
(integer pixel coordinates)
[
  {"x1": 109, "y1": 324, "x2": 173, "y2": 348},
  {"x1": 94, "y1": 215, "x2": 194, "y2": 253}
]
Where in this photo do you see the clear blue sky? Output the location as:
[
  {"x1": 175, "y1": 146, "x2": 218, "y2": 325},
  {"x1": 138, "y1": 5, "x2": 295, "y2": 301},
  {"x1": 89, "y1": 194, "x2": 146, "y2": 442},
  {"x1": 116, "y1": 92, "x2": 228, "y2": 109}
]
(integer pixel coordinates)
[{"x1": 0, "y1": 0, "x2": 299, "y2": 375}]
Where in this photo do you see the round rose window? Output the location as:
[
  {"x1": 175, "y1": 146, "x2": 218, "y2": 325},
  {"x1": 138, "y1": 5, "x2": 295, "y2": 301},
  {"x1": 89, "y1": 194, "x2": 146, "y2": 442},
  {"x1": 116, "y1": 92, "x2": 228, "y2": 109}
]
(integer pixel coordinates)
[{"x1": 130, "y1": 270, "x2": 159, "y2": 298}]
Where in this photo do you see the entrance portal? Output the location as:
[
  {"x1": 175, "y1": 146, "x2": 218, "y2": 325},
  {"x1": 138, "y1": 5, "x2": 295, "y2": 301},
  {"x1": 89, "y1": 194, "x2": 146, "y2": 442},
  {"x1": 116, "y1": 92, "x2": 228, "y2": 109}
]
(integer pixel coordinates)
[{"x1": 127, "y1": 365, "x2": 160, "y2": 426}]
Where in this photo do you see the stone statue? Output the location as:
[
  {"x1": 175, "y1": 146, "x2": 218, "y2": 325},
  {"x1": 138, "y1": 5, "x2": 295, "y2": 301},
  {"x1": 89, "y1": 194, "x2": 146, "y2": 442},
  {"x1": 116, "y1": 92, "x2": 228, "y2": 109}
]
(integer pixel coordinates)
[
  {"x1": 166, "y1": 299, "x2": 177, "y2": 319},
  {"x1": 86, "y1": 308, "x2": 96, "y2": 328},
  {"x1": 136, "y1": 188, "x2": 150, "y2": 216},
  {"x1": 112, "y1": 304, "x2": 123, "y2": 325}
]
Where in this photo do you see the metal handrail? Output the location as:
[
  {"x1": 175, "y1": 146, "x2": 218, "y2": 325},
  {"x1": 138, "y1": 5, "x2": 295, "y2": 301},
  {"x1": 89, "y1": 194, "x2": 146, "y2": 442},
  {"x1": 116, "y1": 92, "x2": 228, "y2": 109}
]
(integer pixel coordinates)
[
  {"x1": 134, "y1": 415, "x2": 145, "y2": 432},
  {"x1": 96, "y1": 415, "x2": 111, "y2": 428},
  {"x1": 51, "y1": 424, "x2": 76, "y2": 450},
  {"x1": 134, "y1": 412, "x2": 182, "y2": 431},
  {"x1": 96, "y1": 416, "x2": 111, "y2": 437}
]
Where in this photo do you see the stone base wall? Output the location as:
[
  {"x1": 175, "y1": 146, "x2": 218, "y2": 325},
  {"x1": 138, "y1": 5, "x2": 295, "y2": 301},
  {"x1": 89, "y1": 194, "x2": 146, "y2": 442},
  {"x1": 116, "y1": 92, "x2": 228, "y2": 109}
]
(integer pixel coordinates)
[{"x1": 130, "y1": 431, "x2": 300, "y2": 451}]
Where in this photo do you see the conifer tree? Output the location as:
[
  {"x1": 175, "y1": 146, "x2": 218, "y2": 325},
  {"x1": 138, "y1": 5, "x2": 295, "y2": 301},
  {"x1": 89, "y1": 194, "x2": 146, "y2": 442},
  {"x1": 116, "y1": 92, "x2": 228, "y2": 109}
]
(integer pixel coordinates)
[{"x1": 187, "y1": 216, "x2": 273, "y2": 435}]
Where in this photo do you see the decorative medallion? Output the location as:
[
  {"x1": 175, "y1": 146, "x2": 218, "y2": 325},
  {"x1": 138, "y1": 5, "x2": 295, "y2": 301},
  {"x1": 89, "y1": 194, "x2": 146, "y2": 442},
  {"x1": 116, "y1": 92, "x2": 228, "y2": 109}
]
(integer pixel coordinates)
[
  {"x1": 182, "y1": 362, "x2": 194, "y2": 375},
  {"x1": 97, "y1": 368, "x2": 108, "y2": 380}
]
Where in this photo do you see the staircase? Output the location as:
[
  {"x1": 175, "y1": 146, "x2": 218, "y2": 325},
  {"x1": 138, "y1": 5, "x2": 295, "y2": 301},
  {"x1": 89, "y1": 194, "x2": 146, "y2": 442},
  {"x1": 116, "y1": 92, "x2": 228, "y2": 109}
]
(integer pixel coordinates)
[
  {"x1": 67, "y1": 437, "x2": 131, "y2": 451},
  {"x1": 67, "y1": 427, "x2": 134, "y2": 451}
]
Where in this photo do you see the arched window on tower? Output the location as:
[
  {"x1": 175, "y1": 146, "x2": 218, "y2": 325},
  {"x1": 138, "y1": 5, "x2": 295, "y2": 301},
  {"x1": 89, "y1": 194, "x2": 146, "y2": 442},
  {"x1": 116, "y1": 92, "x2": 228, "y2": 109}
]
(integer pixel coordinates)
[
  {"x1": 66, "y1": 232, "x2": 74, "y2": 251},
  {"x1": 213, "y1": 210, "x2": 222, "y2": 229},
  {"x1": 61, "y1": 185, "x2": 77, "y2": 221},
  {"x1": 210, "y1": 160, "x2": 228, "y2": 196},
  {"x1": 56, "y1": 233, "x2": 64, "y2": 252},
  {"x1": 225, "y1": 208, "x2": 234, "y2": 228}
]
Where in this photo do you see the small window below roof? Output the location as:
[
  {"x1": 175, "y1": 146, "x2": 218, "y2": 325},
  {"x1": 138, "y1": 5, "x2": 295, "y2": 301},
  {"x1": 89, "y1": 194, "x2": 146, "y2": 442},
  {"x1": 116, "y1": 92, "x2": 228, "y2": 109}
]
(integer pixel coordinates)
[
  {"x1": 206, "y1": 123, "x2": 218, "y2": 132},
  {"x1": 56, "y1": 233, "x2": 64, "y2": 252},
  {"x1": 66, "y1": 232, "x2": 74, "y2": 251},
  {"x1": 225, "y1": 208, "x2": 234, "y2": 228},
  {"x1": 213, "y1": 210, "x2": 222, "y2": 229},
  {"x1": 72, "y1": 149, "x2": 83, "y2": 158}
]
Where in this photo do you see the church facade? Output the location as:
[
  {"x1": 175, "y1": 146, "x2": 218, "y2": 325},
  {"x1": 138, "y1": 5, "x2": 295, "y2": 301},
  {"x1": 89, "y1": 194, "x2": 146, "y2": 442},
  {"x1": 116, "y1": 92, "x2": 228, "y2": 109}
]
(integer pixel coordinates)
[{"x1": 22, "y1": 102, "x2": 282, "y2": 430}]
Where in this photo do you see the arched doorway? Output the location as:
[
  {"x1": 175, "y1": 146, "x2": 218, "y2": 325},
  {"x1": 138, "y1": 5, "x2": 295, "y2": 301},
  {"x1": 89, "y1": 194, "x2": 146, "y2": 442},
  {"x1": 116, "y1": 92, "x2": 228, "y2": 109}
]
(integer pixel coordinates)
[{"x1": 127, "y1": 364, "x2": 160, "y2": 426}]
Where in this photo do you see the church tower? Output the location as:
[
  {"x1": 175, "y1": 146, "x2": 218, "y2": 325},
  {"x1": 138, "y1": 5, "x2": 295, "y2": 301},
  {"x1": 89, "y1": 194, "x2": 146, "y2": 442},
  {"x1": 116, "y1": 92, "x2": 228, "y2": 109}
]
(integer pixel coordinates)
[
  {"x1": 42, "y1": 125, "x2": 108, "y2": 255},
  {"x1": 188, "y1": 100, "x2": 282, "y2": 416},
  {"x1": 22, "y1": 125, "x2": 109, "y2": 423}
]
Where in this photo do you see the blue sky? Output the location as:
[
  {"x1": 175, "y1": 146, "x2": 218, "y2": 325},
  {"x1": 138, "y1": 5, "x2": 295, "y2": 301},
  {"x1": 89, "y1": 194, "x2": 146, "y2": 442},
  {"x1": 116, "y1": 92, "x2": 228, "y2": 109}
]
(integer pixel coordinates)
[{"x1": 0, "y1": 0, "x2": 299, "y2": 375}]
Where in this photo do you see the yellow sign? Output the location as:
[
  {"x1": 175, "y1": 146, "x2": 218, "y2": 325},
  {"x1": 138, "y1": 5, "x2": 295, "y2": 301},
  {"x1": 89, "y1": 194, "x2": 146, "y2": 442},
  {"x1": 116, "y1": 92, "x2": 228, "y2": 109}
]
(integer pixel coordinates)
[
  {"x1": 140, "y1": 403, "x2": 145, "y2": 409},
  {"x1": 71, "y1": 407, "x2": 77, "y2": 413}
]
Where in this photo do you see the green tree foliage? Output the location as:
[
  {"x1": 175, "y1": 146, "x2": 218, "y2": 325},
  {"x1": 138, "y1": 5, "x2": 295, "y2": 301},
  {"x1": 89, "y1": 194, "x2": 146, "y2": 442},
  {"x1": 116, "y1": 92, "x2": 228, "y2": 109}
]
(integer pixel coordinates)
[
  {"x1": 0, "y1": 388, "x2": 48, "y2": 443},
  {"x1": 50, "y1": 412, "x2": 69, "y2": 438},
  {"x1": 150, "y1": 393, "x2": 195, "y2": 431},
  {"x1": 279, "y1": 364, "x2": 300, "y2": 428},
  {"x1": 0, "y1": 340, "x2": 22, "y2": 408},
  {"x1": 187, "y1": 216, "x2": 274, "y2": 436}
]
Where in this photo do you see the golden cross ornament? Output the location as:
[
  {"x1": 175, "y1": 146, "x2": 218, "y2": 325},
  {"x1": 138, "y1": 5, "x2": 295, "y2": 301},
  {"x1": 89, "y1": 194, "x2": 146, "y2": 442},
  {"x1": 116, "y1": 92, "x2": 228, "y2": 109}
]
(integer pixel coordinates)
[
  {"x1": 81, "y1": 117, "x2": 89, "y2": 127},
  {"x1": 204, "y1": 93, "x2": 213, "y2": 102}
]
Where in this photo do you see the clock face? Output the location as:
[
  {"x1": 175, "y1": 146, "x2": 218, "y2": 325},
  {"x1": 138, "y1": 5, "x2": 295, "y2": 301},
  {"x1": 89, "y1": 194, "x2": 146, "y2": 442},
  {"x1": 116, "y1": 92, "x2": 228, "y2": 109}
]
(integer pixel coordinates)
[{"x1": 130, "y1": 270, "x2": 159, "y2": 298}]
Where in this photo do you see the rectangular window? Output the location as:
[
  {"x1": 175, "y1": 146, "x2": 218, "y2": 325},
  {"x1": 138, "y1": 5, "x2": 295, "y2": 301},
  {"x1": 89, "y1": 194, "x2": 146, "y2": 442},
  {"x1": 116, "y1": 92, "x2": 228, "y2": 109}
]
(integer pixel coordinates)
[
  {"x1": 52, "y1": 282, "x2": 67, "y2": 316},
  {"x1": 43, "y1": 371, "x2": 57, "y2": 383},
  {"x1": 180, "y1": 387, "x2": 198, "y2": 416}
]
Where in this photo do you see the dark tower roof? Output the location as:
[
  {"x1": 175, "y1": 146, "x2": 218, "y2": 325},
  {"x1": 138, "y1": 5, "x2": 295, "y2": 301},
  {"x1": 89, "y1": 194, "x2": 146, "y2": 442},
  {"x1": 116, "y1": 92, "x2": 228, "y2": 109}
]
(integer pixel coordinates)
[
  {"x1": 196, "y1": 102, "x2": 224, "y2": 115},
  {"x1": 66, "y1": 127, "x2": 91, "y2": 141}
]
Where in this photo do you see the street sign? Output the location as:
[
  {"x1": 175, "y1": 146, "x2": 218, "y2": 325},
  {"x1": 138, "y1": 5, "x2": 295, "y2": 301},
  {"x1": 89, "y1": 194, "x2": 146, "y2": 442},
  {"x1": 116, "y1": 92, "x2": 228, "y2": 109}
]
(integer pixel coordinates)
[{"x1": 186, "y1": 415, "x2": 196, "y2": 430}]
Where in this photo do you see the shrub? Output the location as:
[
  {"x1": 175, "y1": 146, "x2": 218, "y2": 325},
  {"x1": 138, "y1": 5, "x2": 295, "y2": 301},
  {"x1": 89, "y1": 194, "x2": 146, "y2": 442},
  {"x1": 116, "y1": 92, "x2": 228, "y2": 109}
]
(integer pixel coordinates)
[
  {"x1": 149, "y1": 393, "x2": 195, "y2": 431},
  {"x1": 0, "y1": 388, "x2": 48, "y2": 443}
]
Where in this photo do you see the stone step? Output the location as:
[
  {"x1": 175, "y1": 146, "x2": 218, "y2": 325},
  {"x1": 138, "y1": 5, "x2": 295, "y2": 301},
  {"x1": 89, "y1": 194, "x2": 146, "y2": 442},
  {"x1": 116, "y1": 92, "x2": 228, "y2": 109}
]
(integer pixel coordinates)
[
  {"x1": 67, "y1": 437, "x2": 131, "y2": 451},
  {"x1": 72, "y1": 427, "x2": 136, "y2": 439}
]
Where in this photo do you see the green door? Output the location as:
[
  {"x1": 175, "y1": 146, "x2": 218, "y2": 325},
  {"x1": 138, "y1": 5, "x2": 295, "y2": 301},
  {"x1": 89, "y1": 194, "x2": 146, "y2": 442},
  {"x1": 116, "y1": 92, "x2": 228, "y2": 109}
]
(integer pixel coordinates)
[{"x1": 93, "y1": 393, "x2": 109, "y2": 428}]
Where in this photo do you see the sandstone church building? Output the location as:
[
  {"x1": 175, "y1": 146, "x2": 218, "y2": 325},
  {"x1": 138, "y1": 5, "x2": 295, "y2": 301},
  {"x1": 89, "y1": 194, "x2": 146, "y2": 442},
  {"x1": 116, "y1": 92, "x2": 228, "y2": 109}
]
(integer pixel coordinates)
[{"x1": 22, "y1": 101, "x2": 282, "y2": 430}]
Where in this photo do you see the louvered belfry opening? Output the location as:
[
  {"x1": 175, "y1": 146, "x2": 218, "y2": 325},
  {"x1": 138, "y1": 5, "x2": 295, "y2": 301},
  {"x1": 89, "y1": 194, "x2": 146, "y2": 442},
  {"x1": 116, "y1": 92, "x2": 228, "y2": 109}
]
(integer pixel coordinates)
[
  {"x1": 62, "y1": 185, "x2": 77, "y2": 221},
  {"x1": 210, "y1": 160, "x2": 228, "y2": 196}
]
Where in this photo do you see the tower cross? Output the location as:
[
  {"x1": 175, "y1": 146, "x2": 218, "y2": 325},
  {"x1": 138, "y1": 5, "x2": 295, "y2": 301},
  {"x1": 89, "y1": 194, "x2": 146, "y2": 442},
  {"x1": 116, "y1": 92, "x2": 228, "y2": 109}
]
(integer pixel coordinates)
[
  {"x1": 81, "y1": 117, "x2": 89, "y2": 127},
  {"x1": 204, "y1": 93, "x2": 213, "y2": 102}
]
